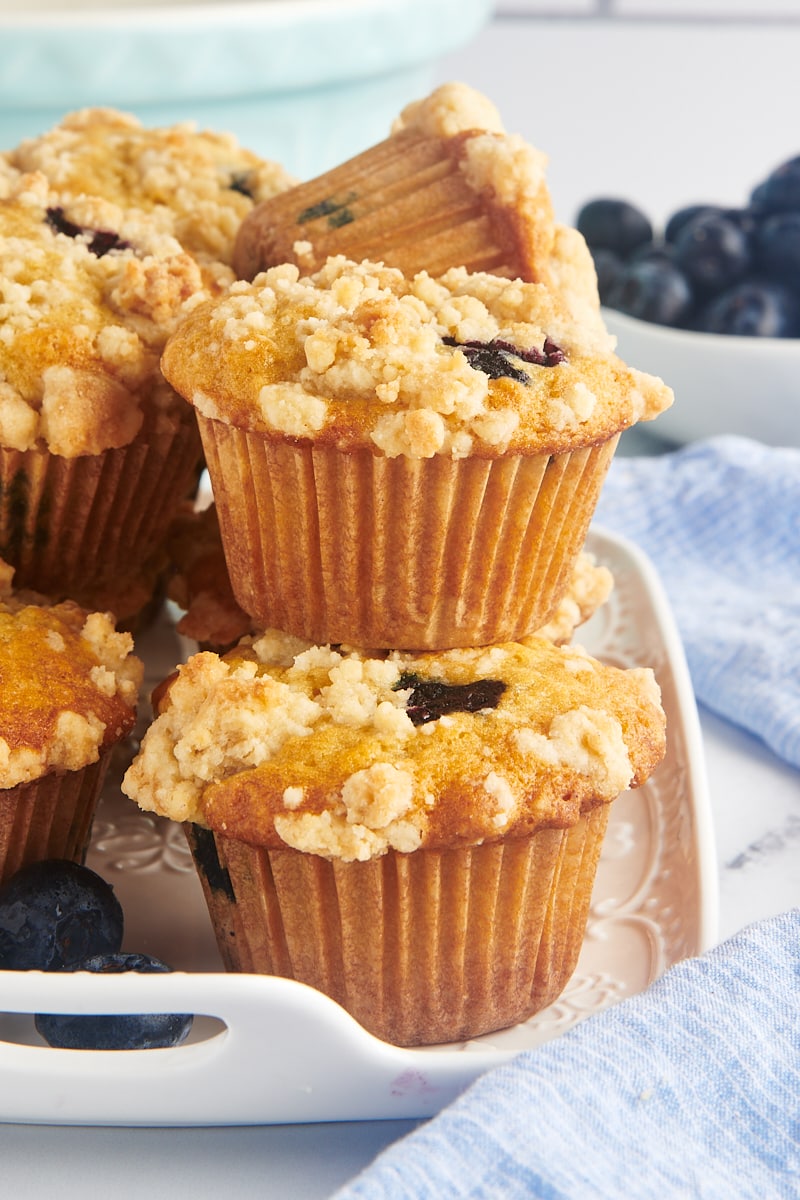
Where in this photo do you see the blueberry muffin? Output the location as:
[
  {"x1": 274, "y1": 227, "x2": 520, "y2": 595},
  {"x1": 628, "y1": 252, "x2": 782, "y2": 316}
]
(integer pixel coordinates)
[
  {"x1": 7, "y1": 107, "x2": 295, "y2": 281},
  {"x1": 232, "y1": 82, "x2": 604, "y2": 335},
  {"x1": 0, "y1": 171, "x2": 209, "y2": 621},
  {"x1": 161, "y1": 256, "x2": 672, "y2": 649},
  {"x1": 0, "y1": 560, "x2": 142, "y2": 885},
  {"x1": 122, "y1": 630, "x2": 666, "y2": 1045}
]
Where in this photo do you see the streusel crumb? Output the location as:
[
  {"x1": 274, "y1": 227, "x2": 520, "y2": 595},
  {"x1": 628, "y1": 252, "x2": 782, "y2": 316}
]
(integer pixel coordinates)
[{"x1": 122, "y1": 633, "x2": 666, "y2": 861}]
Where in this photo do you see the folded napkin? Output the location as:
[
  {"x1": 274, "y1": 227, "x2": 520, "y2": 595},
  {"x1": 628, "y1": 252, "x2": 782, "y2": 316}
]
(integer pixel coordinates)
[
  {"x1": 593, "y1": 435, "x2": 800, "y2": 770},
  {"x1": 333, "y1": 909, "x2": 800, "y2": 1199}
]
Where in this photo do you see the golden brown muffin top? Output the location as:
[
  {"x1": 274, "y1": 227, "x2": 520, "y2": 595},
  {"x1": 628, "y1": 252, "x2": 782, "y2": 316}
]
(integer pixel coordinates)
[
  {"x1": 6, "y1": 108, "x2": 295, "y2": 273},
  {"x1": 0, "y1": 570, "x2": 143, "y2": 788},
  {"x1": 0, "y1": 171, "x2": 213, "y2": 456},
  {"x1": 122, "y1": 630, "x2": 666, "y2": 861},
  {"x1": 161, "y1": 256, "x2": 672, "y2": 458}
]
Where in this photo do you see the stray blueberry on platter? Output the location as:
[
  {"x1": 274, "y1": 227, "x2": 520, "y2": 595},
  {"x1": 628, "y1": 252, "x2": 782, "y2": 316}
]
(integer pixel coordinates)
[
  {"x1": 34, "y1": 953, "x2": 194, "y2": 1051},
  {"x1": 577, "y1": 151, "x2": 800, "y2": 335},
  {"x1": 0, "y1": 859, "x2": 124, "y2": 971}
]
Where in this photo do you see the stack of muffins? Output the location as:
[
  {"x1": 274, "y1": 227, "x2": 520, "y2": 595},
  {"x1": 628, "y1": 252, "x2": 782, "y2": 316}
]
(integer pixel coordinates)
[{"x1": 120, "y1": 84, "x2": 672, "y2": 1047}]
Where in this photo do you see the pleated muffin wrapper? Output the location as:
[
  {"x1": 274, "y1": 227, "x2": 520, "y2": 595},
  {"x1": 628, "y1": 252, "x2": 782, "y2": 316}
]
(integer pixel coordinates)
[
  {"x1": 184, "y1": 804, "x2": 610, "y2": 1048},
  {"x1": 0, "y1": 752, "x2": 112, "y2": 888},
  {"x1": 232, "y1": 124, "x2": 553, "y2": 285},
  {"x1": 0, "y1": 418, "x2": 202, "y2": 626},
  {"x1": 198, "y1": 413, "x2": 620, "y2": 650}
]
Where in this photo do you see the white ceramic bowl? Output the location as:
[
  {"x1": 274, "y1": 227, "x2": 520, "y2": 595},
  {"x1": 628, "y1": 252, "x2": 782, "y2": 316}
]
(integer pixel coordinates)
[
  {"x1": 0, "y1": 0, "x2": 492, "y2": 177},
  {"x1": 604, "y1": 308, "x2": 800, "y2": 449}
]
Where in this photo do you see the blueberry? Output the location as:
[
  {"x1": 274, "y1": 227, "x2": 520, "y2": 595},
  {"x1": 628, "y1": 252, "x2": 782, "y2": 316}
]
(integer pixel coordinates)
[
  {"x1": 34, "y1": 953, "x2": 194, "y2": 1050},
  {"x1": 45, "y1": 206, "x2": 130, "y2": 257},
  {"x1": 749, "y1": 155, "x2": 800, "y2": 214},
  {"x1": 394, "y1": 674, "x2": 507, "y2": 726},
  {"x1": 628, "y1": 240, "x2": 676, "y2": 267},
  {"x1": 754, "y1": 211, "x2": 800, "y2": 286},
  {"x1": 590, "y1": 247, "x2": 626, "y2": 304},
  {"x1": 576, "y1": 198, "x2": 653, "y2": 257},
  {"x1": 664, "y1": 204, "x2": 720, "y2": 244},
  {"x1": 672, "y1": 212, "x2": 751, "y2": 293},
  {"x1": 605, "y1": 259, "x2": 693, "y2": 327},
  {"x1": 0, "y1": 859, "x2": 124, "y2": 971},
  {"x1": 695, "y1": 280, "x2": 799, "y2": 337},
  {"x1": 442, "y1": 336, "x2": 565, "y2": 381}
]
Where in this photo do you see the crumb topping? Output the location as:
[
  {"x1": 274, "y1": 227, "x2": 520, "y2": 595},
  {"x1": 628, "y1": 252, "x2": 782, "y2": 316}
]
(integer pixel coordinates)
[
  {"x1": 0, "y1": 172, "x2": 210, "y2": 454},
  {"x1": 122, "y1": 632, "x2": 667, "y2": 861},
  {"x1": 161, "y1": 257, "x2": 673, "y2": 459},
  {"x1": 0, "y1": 593, "x2": 142, "y2": 787},
  {"x1": 530, "y1": 551, "x2": 614, "y2": 646},
  {"x1": 8, "y1": 108, "x2": 296, "y2": 270},
  {"x1": 392, "y1": 82, "x2": 506, "y2": 139}
]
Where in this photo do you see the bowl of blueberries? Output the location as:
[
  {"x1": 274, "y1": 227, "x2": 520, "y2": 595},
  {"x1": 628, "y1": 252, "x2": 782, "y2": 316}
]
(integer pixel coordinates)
[{"x1": 577, "y1": 154, "x2": 800, "y2": 449}]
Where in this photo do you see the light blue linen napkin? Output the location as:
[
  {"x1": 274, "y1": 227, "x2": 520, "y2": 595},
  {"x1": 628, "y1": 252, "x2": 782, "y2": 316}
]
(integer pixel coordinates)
[
  {"x1": 594, "y1": 435, "x2": 800, "y2": 770},
  {"x1": 333, "y1": 908, "x2": 800, "y2": 1199}
]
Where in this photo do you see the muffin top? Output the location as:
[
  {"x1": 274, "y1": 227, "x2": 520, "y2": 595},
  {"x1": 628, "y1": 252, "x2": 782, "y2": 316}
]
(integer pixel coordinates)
[
  {"x1": 122, "y1": 630, "x2": 666, "y2": 862},
  {"x1": 0, "y1": 566, "x2": 143, "y2": 788},
  {"x1": 5, "y1": 108, "x2": 295, "y2": 275},
  {"x1": 0, "y1": 171, "x2": 213, "y2": 455},
  {"x1": 161, "y1": 256, "x2": 672, "y2": 458}
]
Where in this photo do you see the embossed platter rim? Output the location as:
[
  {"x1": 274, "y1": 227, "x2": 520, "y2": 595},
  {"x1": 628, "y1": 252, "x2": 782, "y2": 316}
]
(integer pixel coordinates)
[{"x1": 0, "y1": 525, "x2": 717, "y2": 1127}]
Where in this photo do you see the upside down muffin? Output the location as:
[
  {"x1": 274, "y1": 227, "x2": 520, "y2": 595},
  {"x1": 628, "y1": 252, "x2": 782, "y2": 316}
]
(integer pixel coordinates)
[
  {"x1": 0, "y1": 560, "x2": 142, "y2": 886},
  {"x1": 161, "y1": 255, "x2": 672, "y2": 649},
  {"x1": 0, "y1": 171, "x2": 212, "y2": 621},
  {"x1": 232, "y1": 82, "x2": 606, "y2": 338},
  {"x1": 122, "y1": 629, "x2": 666, "y2": 1046}
]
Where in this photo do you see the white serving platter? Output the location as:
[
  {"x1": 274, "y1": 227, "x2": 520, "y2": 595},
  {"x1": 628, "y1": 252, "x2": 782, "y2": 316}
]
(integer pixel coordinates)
[{"x1": 0, "y1": 525, "x2": 717, "y2": 1127}]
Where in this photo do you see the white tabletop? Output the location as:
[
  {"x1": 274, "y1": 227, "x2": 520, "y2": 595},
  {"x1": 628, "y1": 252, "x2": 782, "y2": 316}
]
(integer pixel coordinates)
[{"x1": 2, "y1": 13, "x2": 799, "y2": 1198}]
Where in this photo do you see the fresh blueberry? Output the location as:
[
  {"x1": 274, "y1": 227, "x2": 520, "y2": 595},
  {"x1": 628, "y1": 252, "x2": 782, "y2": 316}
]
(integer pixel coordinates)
[
  {"x1": 749, "y1": 155, "x2": 800, "y2": 214},
  {"x1": 664, "y1": 204, "x2": 720, "y2": 244},
  {"x1": 628, "y1": 239, "x2": 676, "y2": 267},
  {"x1": 754, "y1": 211, "x2": 800, "y2": 286},
  {"x1": 695, "y1": 280, "x2": 799, "y2": 337},
  {"x1": 576, "y1": 198, "x2": 653, "y2": 257},
  {"x1": 590, "y1": 247, "x2": 626, "y2": 304},
  {"x1": 672, "y1": 212, "x2": 752, "y2": 293},
  {"x1": 34, "y1": 953, "x2": 194, "y2": 1050},
  {"x1": 0, "y1": 859, "x2": 124, "y2": 971},
  {"x1": 605, "y1": 259, "x2": 694, "y2": 327}
]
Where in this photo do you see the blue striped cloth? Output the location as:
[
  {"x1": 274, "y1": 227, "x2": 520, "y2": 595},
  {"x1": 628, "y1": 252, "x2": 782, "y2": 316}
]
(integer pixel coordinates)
[
  {"x1": 595, "y1": 435, "x2": 800, "y2": 770},
  {"x1": 333, "y1": 909, "x2": 800, "y2": 1199}
]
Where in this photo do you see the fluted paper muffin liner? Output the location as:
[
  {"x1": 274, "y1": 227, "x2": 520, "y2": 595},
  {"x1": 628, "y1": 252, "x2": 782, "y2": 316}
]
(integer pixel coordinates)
[
  {"x1": 0, "y1": 753, "x2": 112, "y2": 888},
  {"x1": 198, "y1": 414, "x2": 619, "y2": 649},
  {"x1": 0, "y1": 422, "x2": 202, "y2": 623},
  {"x1": 185, "y1": 805, "x2": 610, "y2": 1047},
  {"x1": 233, "y1": 127, "x2": 551, "y2": 283}
]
